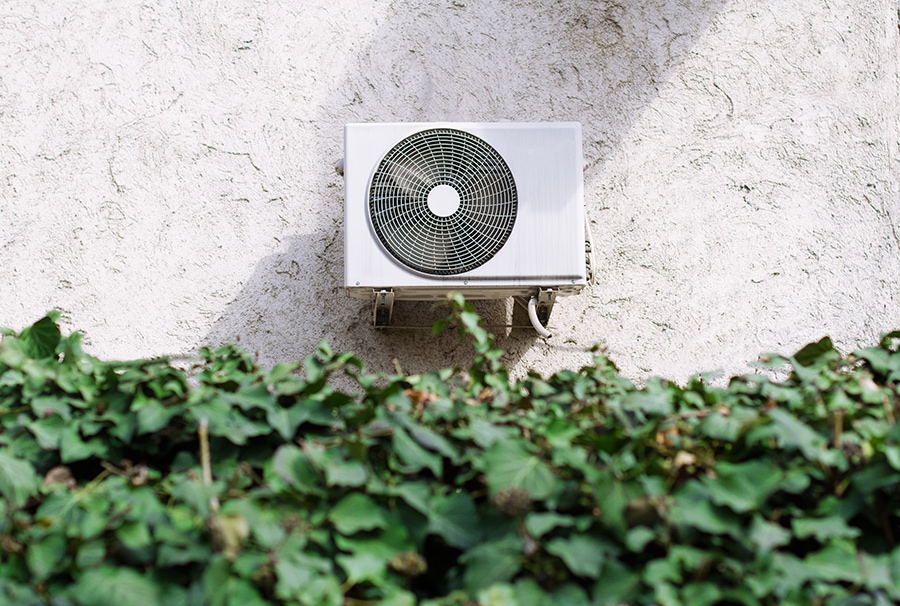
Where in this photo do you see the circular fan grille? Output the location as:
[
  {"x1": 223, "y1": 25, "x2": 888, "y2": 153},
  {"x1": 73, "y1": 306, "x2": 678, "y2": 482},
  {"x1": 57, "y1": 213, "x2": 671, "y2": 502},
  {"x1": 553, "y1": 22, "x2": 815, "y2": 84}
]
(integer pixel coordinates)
[{"x1": 369, "y1": 128, "x2": 518, "y2": 276}]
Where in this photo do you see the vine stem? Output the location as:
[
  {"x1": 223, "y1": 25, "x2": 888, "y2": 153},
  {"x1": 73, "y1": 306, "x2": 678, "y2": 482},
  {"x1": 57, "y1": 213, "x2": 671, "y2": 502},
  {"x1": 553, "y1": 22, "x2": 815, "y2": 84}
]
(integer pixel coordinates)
[{"x1": 199, "y1": 417, "x2": 219, "y2": 513}]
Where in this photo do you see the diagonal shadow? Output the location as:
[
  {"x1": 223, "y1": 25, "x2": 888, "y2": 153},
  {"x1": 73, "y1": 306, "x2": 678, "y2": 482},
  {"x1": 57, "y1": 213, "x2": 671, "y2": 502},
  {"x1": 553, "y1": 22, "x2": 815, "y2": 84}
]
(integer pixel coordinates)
[{"x1": 205, "y1": 0, "x2": 730, "y2": 376}]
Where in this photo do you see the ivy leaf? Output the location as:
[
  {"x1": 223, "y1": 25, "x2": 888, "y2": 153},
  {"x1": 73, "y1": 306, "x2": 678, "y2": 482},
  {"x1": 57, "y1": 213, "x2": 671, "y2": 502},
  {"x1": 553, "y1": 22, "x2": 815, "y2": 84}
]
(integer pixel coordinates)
[
  {"x1": 390, "y1": 481, "x2": 431, "y2": 516},
  {"x1": 592, "y1": 559, "x2": 641, "y2": 605},
  {"x1": 482, "y1": 439, "x2": 558, "y2": 501},
  {"x1": 18, "y1": 314, "x2": 61, "y2": 359},
  {"x1": 271, "y1": 445, "x2": 325, "y2": 495},
  {"x1": 26, "y1": 533, "x2": 66, "y2": 581},
  {"x1": 427, "y1": 491, "x2": 481, "y2": 549},
  {"x1": 545, "y1": 534, "x2": 610, "y2": 579},
  {"x1": 71, "y1": 567, "x2": 163, "y2": 606},
  {"x1": 701, "y1": 460, "x2": 783, "y2": 513},
  {"x1": 751, "y1": 408, "x2": 829, "y2": 462},
  {"x1": 59, "y1": 425, "x2": 109, "y2": 462},
  {"x1": 670, "y1": 482, "x2": 742, "y2": 538},
  {"x1": 391, "y1": 425, "x2": 443, "y2": 478},
  {"x1": 324, "y1": 457, "x2": 368, "y2": 487},
  {"x1": 460, "y1": 417, "x2": 512, "y2": 449},
  {"x1": 27, "y1": 415, "x2": 65, "y2": 450},
  {"x1": 792, "y1": 336, "x2": 838, "y2": 367},
  {"x1": 136, "y1": 401, "x2": 180, "y2": 435},
  {"x1": 328, "y1": 493, "x2": 388, "y2": 535},
  {"x1": 524, "y1": 512, "x2": 575, "y2": 538},
  {"x1": 0, "y1": 451, "x2": 41, "y2": 508},
  {"x1": 792, "y1": 516, "x2": 861, "y2": 542},
  {"x1": 804, "y1": 540, "x2": 861, "y2": 583},
  {"x1": 461, "y1": 537, "x2": 523, "y2": 592},
  {"x1": 620, "y1": 384, "x2": 673, "y2": 417},
  {"x1": 336, "y1": 551, "x2": 386, "y2": 585},
  {"x1": 748, "y1": 515, "x2": 791, "y2": 553},
  {"x1": 266, "y1": 404, "x2": 310, "y2": 441}
]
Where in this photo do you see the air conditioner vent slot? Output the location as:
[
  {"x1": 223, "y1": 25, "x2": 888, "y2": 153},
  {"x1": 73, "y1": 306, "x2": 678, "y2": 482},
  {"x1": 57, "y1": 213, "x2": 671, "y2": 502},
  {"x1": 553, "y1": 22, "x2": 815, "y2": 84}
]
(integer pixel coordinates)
[{"x1": 368, "y1": 128, "x2": 518, "y2": 276}]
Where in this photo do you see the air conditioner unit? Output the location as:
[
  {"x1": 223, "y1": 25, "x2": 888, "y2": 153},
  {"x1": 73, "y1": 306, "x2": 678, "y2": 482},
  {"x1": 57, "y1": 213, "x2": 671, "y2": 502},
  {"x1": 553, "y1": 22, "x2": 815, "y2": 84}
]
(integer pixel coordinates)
[{"x1": 343, "y1": 122, "x2": 592, "y2": 335}]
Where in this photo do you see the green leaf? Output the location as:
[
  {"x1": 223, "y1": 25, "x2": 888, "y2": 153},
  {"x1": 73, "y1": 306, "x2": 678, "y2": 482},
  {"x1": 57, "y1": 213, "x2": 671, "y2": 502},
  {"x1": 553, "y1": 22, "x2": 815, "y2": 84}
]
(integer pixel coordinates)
[
  {"x1": 427, "y1": 491, "x2": 481, "y2": 549},
  {"x1": 644, "y1": 558, "x2": 681, "y2": 585},
  {"x1": 620, "y1": 386, "x2": 673, "y2": 416},
  {"x1": 682, "y1": 582, "x2": 722, "y2": 606},
  {"x1": 324, "y1": 457, "x2": 368, "y2": 487},
  {"x1": 483, "y1": 439, "x2": 558, "y2": 501},
  {"x1": 670, "y1": 482, "x2": 742, "y2": 538},
  {"x1": 624, "y1": 526, "x2": 656, "y2": 552},
  {"x1": 328, "y1": 493, "x2": 388, "y2": 535},
  {"x1": 226, "y1": 578, "x2": 268, "y2": 606},
  {"x1": 476, "y1": 583, "x2": 520, "y2": 606},
  {"x1": 462, "y1": 417, "x2": 512, "y2": 448},
  {"x1": 514, "y1": 578, "x2": 551, "y2": 606},
  {"x1": 336, "y1": 551, "x2": 386, "y2": 585},
  {"x1": 59, "y1": 425, "x2": 109, "y2": 462},
  {"x1": 18, "y1": 314, "x2": 61, "y2": 359},
  {"x1": 701, "y1": 460, "x2": 783, "y2": 513},
  {"x1": 804, "y1": 541, "x2": 861, "y2": 583},
  {"x1": 136, "y1": 401, "x2": 180, "y2": 435},
  {"x1": 0, "y1": 451, "x2": 41, "y2": 508},
  {"x1": 545, "y1": 534, "x2": 609, "y2": 579},
  {"x1": 26, "y1": 532, "x2": 66, "y2": 581},
  {"x1": 699, "y1": 409, "x2": 746, "y2": 442},
  {"x1": 271, "y1": 444, "x2": 325, "y2": 495},
  {"x1": 202, "y1": 555, "x2": 231, "y2": 606},
  {"x1": 793, "y1": 336, "x2": 837, "y2": 367},
  {"x1": 157, "y1": 542, "x2": 211, "y2": 567},
  {"x1": 266, "y1": 404, "x2": 310, "y2": 441},
  {"x1": 274, "y1": 552, "x2": 340, "y2": 605},
  {"x1": 391, "y1": 425, "x2": 443, "y2": 477},
  {"x1": 524, "y1": 512, "x2": 575, "y2": 538},
  {"x1": 75, "y1": 540, "x2": 107, "y2": 568},
  {"x1": 116, "y1": 520, "x2": 153, "y2": 549},
  {"x1": 30, "y1": 396, "x2": 73, "y2": 421},
  {"x1": 27, "y1": 415, "x2": 65, "y2": 450},
  {"x1": 592, "y1": 559, "x2": 641, "y2": 605},
  {"x1": 748, "y1": 515, "x2": 791, "y2": 553},
  {"x1": 403, "y1": 421, "x2": 459, "y2": 462},
  {"x1": 755, "y1": 408, "x2": 829, "y2": 462},
  {"x1": 168, "y1": 476, "x2": 225, "y2": 518},
  {"x1": 461, "y1": 537, "x2": 523, "y2": 592},
  {"x1": 390, "y1": 481, "x2": 431, "y2": 516},
  {"x1": 792, "y1": 516, "x2": 861, "y2": 542},
  {"x1": 71, "y1": 567, "x2": 163, "y2": 606}
]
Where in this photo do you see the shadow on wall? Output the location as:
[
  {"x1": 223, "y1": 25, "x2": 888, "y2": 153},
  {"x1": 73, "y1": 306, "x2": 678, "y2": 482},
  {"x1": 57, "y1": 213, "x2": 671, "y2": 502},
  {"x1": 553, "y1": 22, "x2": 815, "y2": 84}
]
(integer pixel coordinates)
[{"x1": 205, "y1": 0, "x2": 729, "y2": 375}]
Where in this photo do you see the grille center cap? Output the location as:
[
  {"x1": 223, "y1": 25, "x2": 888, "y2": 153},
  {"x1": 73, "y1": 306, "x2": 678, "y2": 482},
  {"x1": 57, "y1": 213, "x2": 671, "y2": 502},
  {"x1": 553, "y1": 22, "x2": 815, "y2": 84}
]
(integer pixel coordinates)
[{"x1": 427, "y1": 184, "x2": 460, "y2": 217}]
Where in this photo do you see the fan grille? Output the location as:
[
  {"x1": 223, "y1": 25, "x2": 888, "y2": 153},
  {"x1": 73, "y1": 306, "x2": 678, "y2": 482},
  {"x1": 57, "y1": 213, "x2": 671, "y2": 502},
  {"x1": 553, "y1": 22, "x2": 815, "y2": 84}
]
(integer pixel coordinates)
[{"x1": 369, "y1": 128, "x2": 518, "y2": 276}]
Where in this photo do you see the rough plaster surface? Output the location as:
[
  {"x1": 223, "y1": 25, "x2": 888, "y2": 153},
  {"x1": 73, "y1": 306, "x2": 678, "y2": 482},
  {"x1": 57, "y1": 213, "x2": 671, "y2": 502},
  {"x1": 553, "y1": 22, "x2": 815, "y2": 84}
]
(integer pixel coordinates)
[{"x1": 2, "y1": 0, "x2": 899, "y2": 382}]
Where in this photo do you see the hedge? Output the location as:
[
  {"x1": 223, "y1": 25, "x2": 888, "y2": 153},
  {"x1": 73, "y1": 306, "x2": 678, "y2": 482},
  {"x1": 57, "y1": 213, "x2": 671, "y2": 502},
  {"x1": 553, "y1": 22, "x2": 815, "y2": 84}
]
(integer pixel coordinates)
[{"x1": 1, "y1": 296, "x2": 899, "y2": 605}]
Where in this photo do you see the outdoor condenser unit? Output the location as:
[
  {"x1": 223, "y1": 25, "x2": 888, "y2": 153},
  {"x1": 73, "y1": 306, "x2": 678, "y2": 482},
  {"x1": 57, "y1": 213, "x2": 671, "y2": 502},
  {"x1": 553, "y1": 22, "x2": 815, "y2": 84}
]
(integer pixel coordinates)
[{"x1": 343, "y1": 122, "x2": 593, "y2": 336}]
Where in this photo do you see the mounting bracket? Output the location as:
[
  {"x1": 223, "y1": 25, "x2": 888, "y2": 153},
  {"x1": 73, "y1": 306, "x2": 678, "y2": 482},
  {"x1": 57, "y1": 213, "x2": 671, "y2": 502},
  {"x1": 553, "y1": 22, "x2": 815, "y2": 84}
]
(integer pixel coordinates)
[
  {"x1": 373, "y1": 289, "x2": 395, "y2": 327},
  {"x1": 535, "y1": 288, "x2": 558, "y2": 326}
]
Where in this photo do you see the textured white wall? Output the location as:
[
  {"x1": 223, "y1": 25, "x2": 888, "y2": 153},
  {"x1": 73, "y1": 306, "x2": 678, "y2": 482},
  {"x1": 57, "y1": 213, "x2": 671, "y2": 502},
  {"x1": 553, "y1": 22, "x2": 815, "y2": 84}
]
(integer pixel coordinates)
[{"x1": 2, "y1": 0, "x2": 898, "y2": 382}]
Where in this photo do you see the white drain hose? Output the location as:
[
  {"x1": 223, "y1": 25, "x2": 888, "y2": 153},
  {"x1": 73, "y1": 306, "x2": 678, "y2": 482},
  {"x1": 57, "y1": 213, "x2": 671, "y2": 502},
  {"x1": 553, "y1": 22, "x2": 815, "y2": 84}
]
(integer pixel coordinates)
[{"x1": 527, "y1": 296, "x2": 552, "y2": 338}]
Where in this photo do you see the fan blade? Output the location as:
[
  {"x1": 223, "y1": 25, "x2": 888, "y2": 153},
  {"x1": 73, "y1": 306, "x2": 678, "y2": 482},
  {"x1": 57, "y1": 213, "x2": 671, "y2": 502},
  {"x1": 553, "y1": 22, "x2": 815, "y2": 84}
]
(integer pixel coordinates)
[{"x1": 386, "y1": 154, "x2": 432, "y2": 199}]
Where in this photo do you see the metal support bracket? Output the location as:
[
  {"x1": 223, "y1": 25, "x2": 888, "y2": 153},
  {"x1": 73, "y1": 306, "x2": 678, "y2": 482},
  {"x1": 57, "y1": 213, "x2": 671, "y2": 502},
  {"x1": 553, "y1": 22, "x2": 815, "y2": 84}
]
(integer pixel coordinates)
[
  {"x1": 535, "y1": 288, "x2": 558, "y2": 327},
  {"x1": 585, "y1": 238, "x2": 596, "y2": 285},
  {"x1": 373, "y1": 289, "x2": 394, "y2": 327}
]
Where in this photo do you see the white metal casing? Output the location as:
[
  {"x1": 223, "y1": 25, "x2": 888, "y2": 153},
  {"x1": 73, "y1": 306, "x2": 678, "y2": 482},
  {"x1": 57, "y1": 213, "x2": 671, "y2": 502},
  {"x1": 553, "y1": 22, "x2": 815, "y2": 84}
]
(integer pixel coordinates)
[{"x1": 344, "y1": 122, "x2": 586, "y2": 300}]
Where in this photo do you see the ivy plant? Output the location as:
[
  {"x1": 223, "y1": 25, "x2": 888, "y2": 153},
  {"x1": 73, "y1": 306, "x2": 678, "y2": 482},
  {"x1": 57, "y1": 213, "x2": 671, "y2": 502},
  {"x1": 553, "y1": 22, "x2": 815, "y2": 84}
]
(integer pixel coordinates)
[{"x1": 1, "y1": 299, "x2": 899, "y2": 605}]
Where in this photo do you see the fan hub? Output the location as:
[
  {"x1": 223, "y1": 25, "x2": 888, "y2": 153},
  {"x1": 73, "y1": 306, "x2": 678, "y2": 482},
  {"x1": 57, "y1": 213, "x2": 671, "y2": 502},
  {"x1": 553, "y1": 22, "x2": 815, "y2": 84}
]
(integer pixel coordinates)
[{"x1": 427, "y1": 184, "x2": 461, "y2": 217}]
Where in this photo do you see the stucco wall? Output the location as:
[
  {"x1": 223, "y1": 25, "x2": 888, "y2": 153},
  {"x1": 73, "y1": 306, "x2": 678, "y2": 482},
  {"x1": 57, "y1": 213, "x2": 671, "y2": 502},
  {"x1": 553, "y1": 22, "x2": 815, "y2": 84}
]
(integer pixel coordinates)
[{"x1": 2, "y1": 0, "x2": 899, "y2": 382}]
